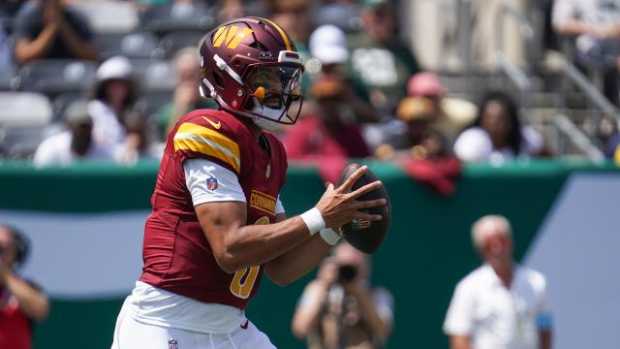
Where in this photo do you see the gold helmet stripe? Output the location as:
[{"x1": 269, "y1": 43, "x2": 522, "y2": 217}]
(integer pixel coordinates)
[{"x1": 261, "y1": 18, "x2": 293, "y2": 51}]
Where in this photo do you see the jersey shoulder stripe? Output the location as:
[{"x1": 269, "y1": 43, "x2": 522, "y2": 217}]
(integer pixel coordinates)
[{"x1": 173, "y1": 122, "x2": 241, "y2": 174}]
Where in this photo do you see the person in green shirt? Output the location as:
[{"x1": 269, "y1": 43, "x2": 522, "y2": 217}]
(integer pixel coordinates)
[{"x1": 348, "y1": 0, "x2": 420, "y2": 118}]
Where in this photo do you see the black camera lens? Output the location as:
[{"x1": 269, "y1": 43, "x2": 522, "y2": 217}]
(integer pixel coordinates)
[{"x1": 337, "y1": 264, "x2": 357, "y2": 283}]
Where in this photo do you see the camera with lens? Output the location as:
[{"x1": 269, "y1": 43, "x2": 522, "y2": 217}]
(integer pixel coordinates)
[{"x1": 337, "y1": 264, "x2": 358, "y2": 283}]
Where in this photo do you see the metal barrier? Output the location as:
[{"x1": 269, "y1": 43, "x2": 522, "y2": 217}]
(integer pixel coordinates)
[{"x1": 492, "y1": 0, "x2": 607, "y2": 161}]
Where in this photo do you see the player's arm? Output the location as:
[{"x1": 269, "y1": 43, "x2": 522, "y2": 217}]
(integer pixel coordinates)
[
  {"x1": 263, "y1": 212, "x2": 333, "y2": 286},
  {"x1": 196, "y1": 165, "x2": 385, "y2": 273}
]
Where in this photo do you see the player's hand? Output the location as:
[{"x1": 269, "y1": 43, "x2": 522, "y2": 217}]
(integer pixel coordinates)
[{"x1": 315, "y1": 165, "x2": 386, "y2": 229}]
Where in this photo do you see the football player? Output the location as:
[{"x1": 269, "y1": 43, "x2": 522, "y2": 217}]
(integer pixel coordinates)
[{"x1": 110, "y1": 17, "x2": 387, "y2": 349}]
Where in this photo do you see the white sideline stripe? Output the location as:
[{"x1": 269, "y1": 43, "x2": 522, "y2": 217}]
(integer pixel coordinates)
[
  {"x1": 0, "y1": 210, "x2": 148, "y2": 299},
  {"x1": 524, "y1": 174, "x2": 620, "y2": 349}
]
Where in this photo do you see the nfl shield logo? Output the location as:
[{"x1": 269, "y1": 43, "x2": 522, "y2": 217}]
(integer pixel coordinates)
[
  {"x1": 168, "y1": 338, "x2": 178, "y2": 349},
  {"x1": 207, "y1": 177, "x2": 218, "y2": 191}
]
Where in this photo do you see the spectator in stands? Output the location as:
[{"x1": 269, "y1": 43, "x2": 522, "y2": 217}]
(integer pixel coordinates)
[
  {"x1": 403, "y1": 72, "x2": 477, "y2": 141},
  {"x1": 0, "y1": 224, "x2": 49, "y2": 349},
  {"x1": 13, "y1": 0, "x2": 97, "y2": 64},
  {"x1": 292, "y1": 242, "x2": 394, "y2": 349},
  {"x1": 269, "y1": 0, "x2": 312, "y2": 48},
  {"x1": 88, "y1": 56, "x2": 137, "y2": 151},
  {"x1": 365, "y1": 72, "x2": 476, "y2": 152},
  {"x1": 33, "y1": 100, "x2": 112, "y2": 167},
  {"x1": 375, "y1": 97, "x2": 448, "y2": 159},
  {"x1": 268, "y1": 0, "x2": 314, "y2": 93},
  {"x1": 308, "y1": 25, "x2": 378, "y2": 123},
  {"x1": 218, "y1": 0, "x2": 268, "y2": 22},
  {"x1": 0, "y1": 0, "x2": 26, "y2": 20},
  {"x1": 607, "y1": 131, "x2": 620, "y2": 165},
  {"x1": 553, "y1": 0, "x2": 620, "y2": 105},
  {"x1": 157, "y1": 47, "x2": 214, "y2": 139},
  {"x1": 374, "y1": 97, "x2": 462, "y2": 196},
  {"x1": 443, "y1": 215, "x2": 553, "y2": 349},
  {"x1": 348, "y1": 0, "x2": 420, "y2": 116},
  {"x1": 282, "y1": 59, "x2": 372, "y2": 182},
  {"x1": 115, "y1": 108, "x2": 163, "y2": 165},
  {"x1": 453, "y1": 91, "x2": 544, "y2": 163}
]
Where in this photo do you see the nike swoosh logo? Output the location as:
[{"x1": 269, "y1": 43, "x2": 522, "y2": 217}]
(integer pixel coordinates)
[
  {"x1": 240, "y1": 319, "x2": 249, "y2": 329},
  {"x1": 202, "y1": 116, "x2": 221, "y2": 129}
]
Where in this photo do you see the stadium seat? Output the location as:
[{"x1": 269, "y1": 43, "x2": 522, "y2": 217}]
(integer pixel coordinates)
[
  {"x1": 141, "y1": 4, "x2": 214, "y2": 36},
  {"x1": 52, "y1": 93, "x2": 87, "y2": 122},
  {"x1": 16, "y1": 60, "x2": 97, "y2": 97},
  {"x1": 72, "y1": 1, "x2": 138, "y2": 33},
  {"x1": 97, "y1": 32, "x2": 161, "y2": 60},
  {"x1": 0, "y1": 68, "x2": 16, "y2": 91},
  {"x1": 0, "y1": 92, "x2": 52, "y2": 127},
  {"x1": 139, "y1": 90, "x2": 174, "y2": 117},
  {"x1": 0, "y1": 92, "x2": 53, "y2": 159},
  {"x1": 158, "y1": 31, "x2": 205, "y2": 59},
  {"x1": 130, "y1": 59, "x2": 176, "y2": 92}
]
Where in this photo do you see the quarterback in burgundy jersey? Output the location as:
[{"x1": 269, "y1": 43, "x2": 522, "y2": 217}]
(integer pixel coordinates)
[{"x1": 111, "y1": 17, "x2": 386, "y2": 349}]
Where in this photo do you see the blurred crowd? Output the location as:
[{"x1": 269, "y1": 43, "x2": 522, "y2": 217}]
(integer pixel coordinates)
[{"x1": 0, "y1": 0, "x2": 619, "y2": 183}]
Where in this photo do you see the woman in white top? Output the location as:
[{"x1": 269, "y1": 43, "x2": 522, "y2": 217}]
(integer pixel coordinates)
[
  {"x1": 454, "y1": 91, "x2": 544, "y2": 163},
  {"x1": 88, "y1": 56, "x2": 138, "y2": 151}
]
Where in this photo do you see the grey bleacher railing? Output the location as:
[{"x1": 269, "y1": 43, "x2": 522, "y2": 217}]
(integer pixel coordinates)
[
  {"x1": 555, "y1": 54, "x2": 620, "y2": 122},
  {"x1": 553, "y1": 114, "x2": 605, "y2": 162},
  {"x1": 491, "y1": 0, "x2": 606, "y2": 162}
]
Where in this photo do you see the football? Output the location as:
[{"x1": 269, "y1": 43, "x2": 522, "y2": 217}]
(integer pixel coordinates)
[{"x1": 339, "y1": 163, "x2": 391, "y2": 253}]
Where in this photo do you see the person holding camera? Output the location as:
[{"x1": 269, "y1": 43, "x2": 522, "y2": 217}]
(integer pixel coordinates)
[
  {"x1": 292, "y1": 242, "x2": 393, "y2": 349},
  {"x1": 0, "y1": 224, "x2": 49, "y2": 349}
]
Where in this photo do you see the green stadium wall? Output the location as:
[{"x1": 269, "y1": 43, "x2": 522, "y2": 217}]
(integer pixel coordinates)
[{"x1": 0, "y1": 160, "x2": 617, "y2": 349}]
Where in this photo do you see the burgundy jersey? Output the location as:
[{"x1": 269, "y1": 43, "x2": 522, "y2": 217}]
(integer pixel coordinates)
[{"x1": 140, "y1": 109, "x2": 288, "y2": 309}]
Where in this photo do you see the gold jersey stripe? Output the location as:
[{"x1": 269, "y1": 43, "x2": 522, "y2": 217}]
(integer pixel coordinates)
[
  {"x1": 174, "y1": 122, "x2": 241, "y2": 173},
  {"x1": 261, "y1": 18, "x2": 293, "y2": 51}
]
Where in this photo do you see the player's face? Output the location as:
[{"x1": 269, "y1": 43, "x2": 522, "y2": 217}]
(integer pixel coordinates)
[{"x1": 246, "y1": 65, "x2": 302, "y2": 110}]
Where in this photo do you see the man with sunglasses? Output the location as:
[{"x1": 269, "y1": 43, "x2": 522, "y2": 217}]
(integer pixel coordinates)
[{"x1": 111, "y1": 17, "x2": 387, "y2": 349}]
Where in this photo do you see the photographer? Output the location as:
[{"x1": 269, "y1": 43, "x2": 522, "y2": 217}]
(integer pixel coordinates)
[
  {"x1": 292, "y1": 242, "x2": 393, "y2": 349},
  {"x1": 0, "y1": 224, "x2": 49, "y2": 349}
]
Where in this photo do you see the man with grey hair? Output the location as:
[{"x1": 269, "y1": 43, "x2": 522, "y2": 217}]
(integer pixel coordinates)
[{"x1": 443, "y1": 215, "x2": 553, "y2": 349}]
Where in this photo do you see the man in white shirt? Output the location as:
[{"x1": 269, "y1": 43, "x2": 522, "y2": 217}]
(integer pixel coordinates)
[
  {"x1": 33, "y1": 101, "x2": 112, "y2": 167},
  {"x1": 443, "y1": 215, "x2": 553, "y2": 349}
]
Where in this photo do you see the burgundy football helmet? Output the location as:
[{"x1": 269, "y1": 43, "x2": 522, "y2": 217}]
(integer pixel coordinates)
[{"x1": 199, "y1": 17, "x2": 304, "y2": 126}]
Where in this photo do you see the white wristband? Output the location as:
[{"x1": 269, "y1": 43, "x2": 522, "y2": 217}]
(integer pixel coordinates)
[
  {"x1": 300, "y1": 207, "x2": 326, "y2": 235},
  {"x1": 320, "y1": 228, "x2": 342, "y2": 246}
]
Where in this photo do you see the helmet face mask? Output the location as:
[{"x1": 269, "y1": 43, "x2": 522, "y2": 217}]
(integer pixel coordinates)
[
  {"x1": 199, "y1": 17, "x2": 305, "y2": 127},
  {"x1": 243, "y1": 64, "x2": 303, "y2": 125}
]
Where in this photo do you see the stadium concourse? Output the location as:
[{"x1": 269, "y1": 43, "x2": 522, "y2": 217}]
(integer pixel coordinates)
[{"x1": 0, "y1": 1, "x2": 619, "y2": 349}]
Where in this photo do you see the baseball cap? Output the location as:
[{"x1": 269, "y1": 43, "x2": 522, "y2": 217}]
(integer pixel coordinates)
[
  {"x1": 309, "y1": 25, "x2": 349, "y2": 65},
  {"x1": 407, "y1": 72, "x2": 446, "y2": 97}
]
